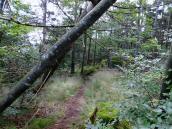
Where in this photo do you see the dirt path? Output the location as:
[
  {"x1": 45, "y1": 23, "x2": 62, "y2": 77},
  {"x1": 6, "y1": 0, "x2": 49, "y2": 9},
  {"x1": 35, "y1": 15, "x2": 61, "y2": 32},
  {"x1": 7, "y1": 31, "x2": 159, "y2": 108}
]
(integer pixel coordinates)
[{"x1": 47, "y1": 85, "x2": 86, "y2": 129}]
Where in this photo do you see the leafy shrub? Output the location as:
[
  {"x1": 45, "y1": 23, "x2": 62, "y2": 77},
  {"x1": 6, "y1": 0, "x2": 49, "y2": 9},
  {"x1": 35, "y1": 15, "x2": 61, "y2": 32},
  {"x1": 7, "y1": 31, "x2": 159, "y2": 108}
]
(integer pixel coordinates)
[
  {"x1": 100, "y1": 59, "x2": 108, "y2": 67},
  {"x1": 141, "y1": 38, "x2": 161, "y2": 52},
  {"x1": 82, "y1": 66, "x2": 96, "y2": 75},
  {"x1": 111, "y1": 56, "x2": 124, "y2": 67},
  {"x1": 111, "y1": 55, "x2": 134, "y2": 67},
  {"x1": 96, "y1": 102, "x2": 119, "y2": 123},
  {"x1": 114, "y1": 120, "x2": 132, "y2": 129},
  {"x1": 82, "y1": 65, "x2": 101, "y2": 75}
]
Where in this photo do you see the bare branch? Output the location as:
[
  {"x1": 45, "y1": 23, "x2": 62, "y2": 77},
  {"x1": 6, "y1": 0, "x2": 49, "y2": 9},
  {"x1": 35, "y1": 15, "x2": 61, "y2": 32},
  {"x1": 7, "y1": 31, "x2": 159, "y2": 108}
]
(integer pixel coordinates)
[{"x1": 0, "y1": 15, "x2": 74, "y2": 28}]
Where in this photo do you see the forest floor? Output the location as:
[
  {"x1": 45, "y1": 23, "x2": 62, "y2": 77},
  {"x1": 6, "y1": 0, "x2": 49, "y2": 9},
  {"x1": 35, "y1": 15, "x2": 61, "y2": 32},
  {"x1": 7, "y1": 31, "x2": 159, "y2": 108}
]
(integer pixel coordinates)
[
  {"x1": 47, "y1": 85, "x2": 86, "y2": 129},
  {"x1": 46, "y1": 69, "x2": 122, "y2": 129}
]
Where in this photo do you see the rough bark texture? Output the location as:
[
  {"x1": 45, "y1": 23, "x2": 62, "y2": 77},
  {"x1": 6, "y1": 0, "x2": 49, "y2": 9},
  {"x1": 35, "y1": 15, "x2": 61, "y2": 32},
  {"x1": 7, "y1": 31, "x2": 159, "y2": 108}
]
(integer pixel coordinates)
[{"x1": 0, "y1": 0, "x2": 117, "y2": 113}]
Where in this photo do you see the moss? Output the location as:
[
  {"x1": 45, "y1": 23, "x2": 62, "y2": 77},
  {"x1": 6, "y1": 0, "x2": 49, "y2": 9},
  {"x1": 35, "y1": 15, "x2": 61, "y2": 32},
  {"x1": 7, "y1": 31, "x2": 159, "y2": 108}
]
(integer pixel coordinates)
[
  {"x1": 28, "y1": 117, "x2": 55, "y2": 129},
  {"x1": 114, "y1": 120, "x2": 132, "y2": 129},
  {"x1": 96, "y1": 102, "x2": 119, "y2": 123}
]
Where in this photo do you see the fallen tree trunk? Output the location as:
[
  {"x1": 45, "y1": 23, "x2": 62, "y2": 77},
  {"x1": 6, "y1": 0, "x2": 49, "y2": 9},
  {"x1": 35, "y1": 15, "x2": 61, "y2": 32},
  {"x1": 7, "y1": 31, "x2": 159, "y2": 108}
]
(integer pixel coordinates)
[{"x1": 0, "y1": 0, "x2": 117, "y2": 113}]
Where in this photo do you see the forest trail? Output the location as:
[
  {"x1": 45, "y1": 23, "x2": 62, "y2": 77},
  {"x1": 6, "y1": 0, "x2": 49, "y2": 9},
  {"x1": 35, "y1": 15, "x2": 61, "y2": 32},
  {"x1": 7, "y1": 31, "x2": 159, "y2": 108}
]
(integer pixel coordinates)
[
  {"x1": 46, "y1": 69, "x2": 121, "y2": 129},
  {"x1": 47, "y1": 85, "x2": 86, "y2": 129}
]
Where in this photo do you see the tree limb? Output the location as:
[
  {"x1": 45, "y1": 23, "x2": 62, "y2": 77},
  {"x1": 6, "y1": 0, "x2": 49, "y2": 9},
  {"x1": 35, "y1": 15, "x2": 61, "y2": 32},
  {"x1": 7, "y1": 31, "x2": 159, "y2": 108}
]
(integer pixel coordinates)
[{"x1": 0, "y1": 15, "x2": 74, "y2": 28}]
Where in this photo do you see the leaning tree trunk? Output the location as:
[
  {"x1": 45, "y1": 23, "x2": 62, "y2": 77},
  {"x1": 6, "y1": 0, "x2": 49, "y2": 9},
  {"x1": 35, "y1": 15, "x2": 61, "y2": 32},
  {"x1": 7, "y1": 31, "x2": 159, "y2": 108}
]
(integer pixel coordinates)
[
  {"x1": 160, "y1": 51, "x2": 172, "y2": 100},
  {"x1": 0, "y1": 0, "x2": 117, "y2": 113}
]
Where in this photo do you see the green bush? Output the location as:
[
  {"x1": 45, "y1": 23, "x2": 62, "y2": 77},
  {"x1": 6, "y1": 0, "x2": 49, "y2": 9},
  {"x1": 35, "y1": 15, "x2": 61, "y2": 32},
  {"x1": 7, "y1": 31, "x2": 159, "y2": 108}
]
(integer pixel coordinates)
[
  {"x1": 83, "y1": 66, "x2": 96, "y2": 75},
  {"x1": 100, "y1": 59, "x2": 108, "y2": 67},
  {"x1": 141, "y1": 38, "x2": 161, "y2": 52},
  {"x1": 96, "y1": 102, "x2": 119, "y2": 123},
  {"x1": 114, "y1": 120, "x2": 132, "y2": 129},
  {"x1": 111, "y1": 56, "x2": 124, "y2": 67},
  {"x1": 28, "y1": 117, "x2": 55, "y2": 129},
  {"x1": 82, "y1": 65, "x2": 100, "y2": 75}
]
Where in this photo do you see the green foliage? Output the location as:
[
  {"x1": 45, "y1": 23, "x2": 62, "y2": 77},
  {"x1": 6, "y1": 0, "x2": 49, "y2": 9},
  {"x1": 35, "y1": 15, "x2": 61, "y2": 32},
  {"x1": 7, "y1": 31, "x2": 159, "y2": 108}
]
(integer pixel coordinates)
[
  {"x1": 111, "y1": 56, "x2": 124, "y2": 66},
  {"x1": 96, "y1": 102, "x2": 119, "y2": 123},
  {"x1": 0, "y1": 46, "x2": 38, "y2": 85},
  {"x1": 28, "y1": 117, "x2": 55, "y2": 129},
  {"x1": 0, "y1": 118, "x2": 17, "y2": 129},
  {"x1": 82, "y1": 66, "x2": 97, "y2": 75},
  {"x1": 100, "y1": 59, "x2": 108, "y2": 67},
  {"x1": 115, "y1": 120, "x2": 132, "y2": 129},
  {"x1": 115, "y1": 58, "x2": 164, "y2": 128},
  {"x1": 141, "y1": 38, "x2": 161, "y2": 52},
  {"x1": 82, "y1": 65, "x2": 101, "y2": 75},
  {"x1": 0, "y1": 47, "x2": 8, "y2": 57}
]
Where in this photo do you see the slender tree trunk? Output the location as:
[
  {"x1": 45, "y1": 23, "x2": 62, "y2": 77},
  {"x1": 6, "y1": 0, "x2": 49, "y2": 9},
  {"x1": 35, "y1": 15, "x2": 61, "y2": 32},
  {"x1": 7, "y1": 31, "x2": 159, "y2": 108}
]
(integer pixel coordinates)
[
  {"x1": 87, "y1": 37, "x2": 92, "y2": 64},
  {"x1": 71, "y1": 44, "x2": 75, "y2": 74},
  {"x1": 107, "y1": 50, "x2": 111, "y2": 68},
  {"x1": 0, "y1": 0, "x2": 117, "y2": 113},
  {"x1": 0, "y1": 0, "x2": 5, "y2": 13},
  {"x1": 135, "y1": 1, "x2": 142, "y2": 56},
  {"x1": 70, "y1": 0, "x2": 78, "y2": 74},
  {"x1": 81, "y1": 33, "x2": 87, "y2": 74},
  {"x1": 153, "y1": 0, "x2": 161, "y2": 38},
  {"x1": 39, "y1": 0, "x2": 47, "y2": 56},
  {"x1": 93, "y1": 35, "x2": 97, "y2": 65}
]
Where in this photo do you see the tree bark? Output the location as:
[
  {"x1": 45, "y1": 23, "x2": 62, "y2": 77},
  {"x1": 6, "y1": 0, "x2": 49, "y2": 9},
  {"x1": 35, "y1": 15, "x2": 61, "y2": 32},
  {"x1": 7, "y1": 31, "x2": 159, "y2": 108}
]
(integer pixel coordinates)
[
  {"x1": 0, "y1": 0, "x2": 117, "y2": 113},
  {"x1": 87, "y1": 36, "x2": 92, "y2": 64},
  {"x1": 81, "y1": 33, "x2": 87, "y2": 74},
  {"x1": 0, "y1": 0, "x2": 5, "y2": 13},
  {"x1": 93, "y1": 31, "x2": 97, "y2": 65},
  {"x1": 71, "y1": 44, "x2": 76, "y2": 74},
  {"x1": 70, "y1": 0, "x2": 78, "y2": 74},
  {"x1": 153, "y1": 0, "x2": 161, "y2": 37}
]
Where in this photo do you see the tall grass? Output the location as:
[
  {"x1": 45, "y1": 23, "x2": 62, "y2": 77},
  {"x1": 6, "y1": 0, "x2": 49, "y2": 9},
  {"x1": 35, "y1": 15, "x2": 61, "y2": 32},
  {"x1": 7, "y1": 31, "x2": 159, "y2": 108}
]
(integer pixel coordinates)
[{"x1": 82, "y1": 69, "x2": 129, "y2": 118}]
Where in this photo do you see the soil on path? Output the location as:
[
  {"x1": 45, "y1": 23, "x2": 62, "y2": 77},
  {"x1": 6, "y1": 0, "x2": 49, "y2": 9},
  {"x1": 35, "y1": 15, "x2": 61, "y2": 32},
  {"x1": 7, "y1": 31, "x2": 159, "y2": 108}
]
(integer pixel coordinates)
[{"x1": 47, "y1": 85, "x2": 86, "y2": 129}]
